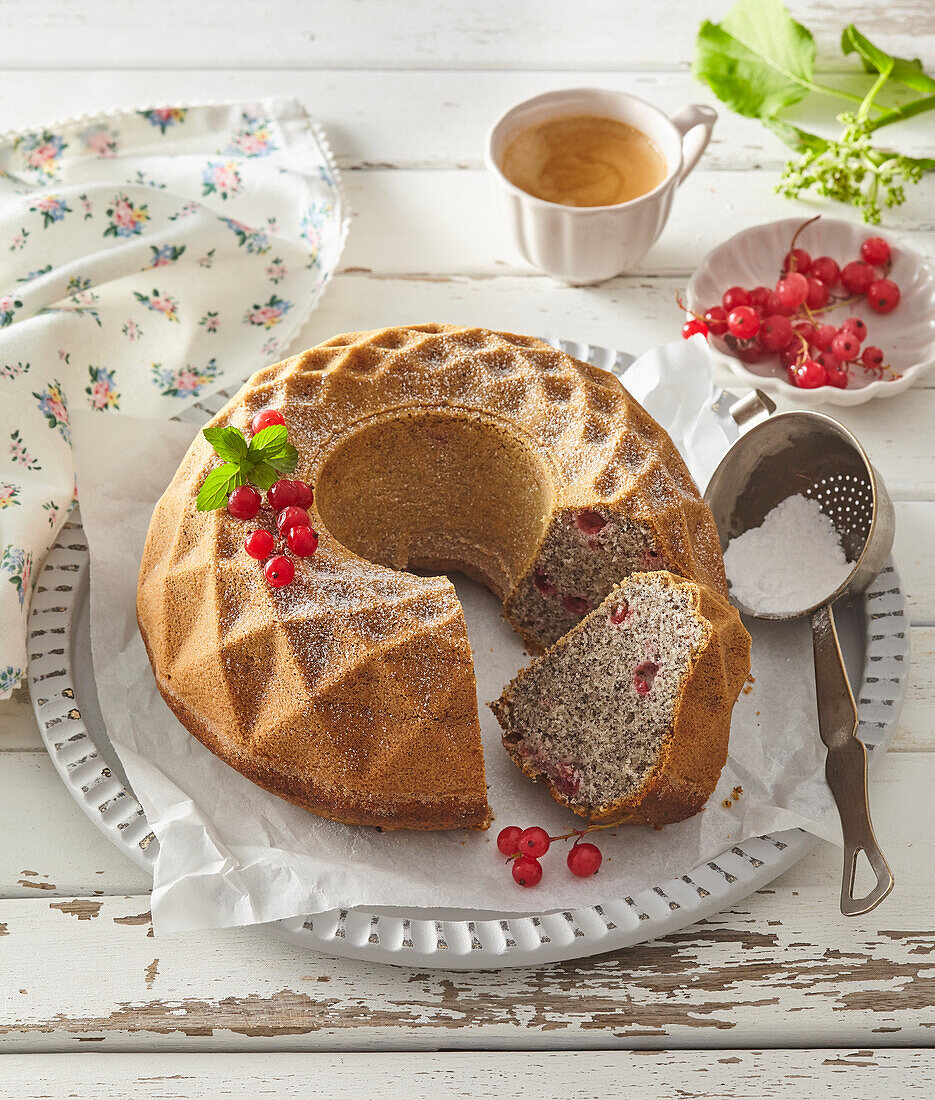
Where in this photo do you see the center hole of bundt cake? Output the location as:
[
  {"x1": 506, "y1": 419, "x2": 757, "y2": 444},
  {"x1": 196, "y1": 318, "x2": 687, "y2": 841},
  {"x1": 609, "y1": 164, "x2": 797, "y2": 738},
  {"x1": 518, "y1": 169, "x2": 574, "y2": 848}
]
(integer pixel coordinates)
[{"x1": 316, "y1": 409, "x2": 554, "y2": 598}]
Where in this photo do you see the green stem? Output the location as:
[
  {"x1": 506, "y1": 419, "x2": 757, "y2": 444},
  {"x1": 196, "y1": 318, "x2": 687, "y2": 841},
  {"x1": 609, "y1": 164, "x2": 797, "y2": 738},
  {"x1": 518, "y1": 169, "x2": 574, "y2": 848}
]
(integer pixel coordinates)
[
  {"x1": 800, "y1": 76, "x2": 868, "y2": 105},
  {"x1": 867, "y1": 93, "x2": 935, "y2": 132},
  {"x1": 858, "y1": 64, "x2": 892, "y2": 122}
]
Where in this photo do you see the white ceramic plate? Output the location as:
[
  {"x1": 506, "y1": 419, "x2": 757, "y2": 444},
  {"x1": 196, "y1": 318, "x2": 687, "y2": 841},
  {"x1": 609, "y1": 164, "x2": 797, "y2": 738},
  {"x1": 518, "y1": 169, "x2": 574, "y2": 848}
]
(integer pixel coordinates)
[
  {"x1": 686, "y1": 217, "x2": 935, "y2": 406},
  {"x1": 27, "y1": 341, "x2": 910, "y2": 968}
]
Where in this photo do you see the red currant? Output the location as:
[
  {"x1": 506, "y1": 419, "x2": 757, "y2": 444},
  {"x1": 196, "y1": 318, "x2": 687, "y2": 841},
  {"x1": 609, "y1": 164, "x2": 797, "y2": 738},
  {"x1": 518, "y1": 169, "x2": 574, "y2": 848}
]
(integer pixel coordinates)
[
  {"x1": 227, "y1": 485, "x2": 261, "y2": 520},
  {"x1": 722, "y1": 286, "x2": 751, "y2": 311},
  {"x1": 244, "y1": 529, "x2": 275, "y2": 559},
  {"x1": 750, "y1": 286, "x2": 772, "y2": 312},
  {"x1": 727, "y1": 306, "x2": 759, "y2": 339},
  {"x1": 264, "y1": 555, "x2": 295, "y2": 588},
  {"x1": 805, "y1": 277, "x2": 829, "y2": 310},
  {"x1": 609, "y1": 599, "x2": 630, "y2": 625},
  {"x1": 268, "y1": 478, "x2": 300, "y2": 511},
  {"x1": 703, "y1": 306, "x2": 728, "y2": 335},
  {"x1": 825, "y1": 364, "x2": 849, "y2": 389},
  {"x1": 533, "y1": 570, "x2": 557, "y2": 596},
  {"x1": 812, "y1": 324, "x2": 837, "y2": 352},
  {"x1": 791, "y1": 358, "x2": 828, "y2": 389},
  {"x1": 497, "y1": 825, "x2": 523, "y2": 856},
  {"x1": 764, "y1": 290, "x2": 794, "y2": 317},
  {"x1": 861, "y1": 236, "x2": 891, "y2": 266},
  {"x1": 760, "y1": 314, "x2": 794, "y2": 351},
  {"x1": 861, "y1": 345, "x2": 884, "y2": 370},
  {"x1": 831, "y1": 332, "x2": 860, "y2": 362},
  {"x1": 783, "y1": 248, "x2": 811, "y2": 275},
  {"x1": 276, "y1": 506, "x2": 310, "y2": 535},
  {"x1": 734, "y1": 336, "x2": 765, "y2": 364},
  {"x1": 792, "y1": 320, "x2": 816, "y2": 342},
  {"x1": 841, "y1": 261, "x2": 875, "y2": 296},
  {"x1": 567, "y1": 842, "x2": 602, "y2": 877},
  {"x1": 562, "y1": 594, "x2": 590, "y2": 617},
  {"x1": 840, "y1": 317, "x2": 867, "y2": 343},
  {"x1": 291, "y1": 480, "x2": 315, "y2": 509},
  {"x1": 866, "y1": 278, "x2": 900, "y2": 314},
  {"x1": 774, "y1": 271, "x2": 809, "y2": 310},
  {"x1": 286, "y1": 524, "x2": 319, "y2": 557},
  {"x1": 810, "y1": 256, "x2": 840, "y2": 287},
  {"x1": 518, "y1": 826, "x2": 551, "y2": 858},
  {"x1": 251, "y1": 408, "x2": 286, "y2": 435},
  {"x1": 779, "y1": 345, "x2": 801, "y2": 370},
  {"x1": 682, "y1": 318, "x2": 709, "y2": 340},
  {"x1": 512, "y1": 856, "x2": 543, "y2": 887}
]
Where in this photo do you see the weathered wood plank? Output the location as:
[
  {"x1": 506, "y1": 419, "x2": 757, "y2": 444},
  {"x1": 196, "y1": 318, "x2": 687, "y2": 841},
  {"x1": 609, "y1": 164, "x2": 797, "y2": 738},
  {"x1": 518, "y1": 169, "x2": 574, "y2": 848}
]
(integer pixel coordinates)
[
  {"x1": 1, "y1": 861, "x2": 933, "y2": 1051},
  {"x1": 0, "y1": 70, "x2": 932, "y2": 173},
  {"x1": 2, "y1": 0, "x2": 933, "y2": 71},
  {"x1": 1, "y1": 1049, "x2": 935, "y2": 1098}
]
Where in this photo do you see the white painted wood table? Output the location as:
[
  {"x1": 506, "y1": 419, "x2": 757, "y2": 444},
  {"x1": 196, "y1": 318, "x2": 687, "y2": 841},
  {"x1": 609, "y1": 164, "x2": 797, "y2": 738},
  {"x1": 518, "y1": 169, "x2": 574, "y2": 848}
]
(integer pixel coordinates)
[{"x1": 2, "y1": 2, "x2": 935, "y2": 1095}]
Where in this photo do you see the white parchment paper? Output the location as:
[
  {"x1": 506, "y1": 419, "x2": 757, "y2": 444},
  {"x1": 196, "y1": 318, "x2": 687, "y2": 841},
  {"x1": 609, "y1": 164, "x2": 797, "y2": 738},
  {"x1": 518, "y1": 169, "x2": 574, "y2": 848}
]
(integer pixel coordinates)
[{"x1": 73, "y1": 338, "x2": 840, "y2": 932}]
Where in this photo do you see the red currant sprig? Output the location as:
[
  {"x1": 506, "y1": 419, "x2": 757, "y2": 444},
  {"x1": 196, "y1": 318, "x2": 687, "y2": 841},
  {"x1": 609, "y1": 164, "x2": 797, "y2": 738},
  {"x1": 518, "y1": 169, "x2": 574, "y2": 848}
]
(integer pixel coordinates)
[
  {"x1": 496, "y1": 822, "x2": 611, "y2": 887},
  {"x1": 677, "y1": 216, "x2": 903, "y2": 389}
]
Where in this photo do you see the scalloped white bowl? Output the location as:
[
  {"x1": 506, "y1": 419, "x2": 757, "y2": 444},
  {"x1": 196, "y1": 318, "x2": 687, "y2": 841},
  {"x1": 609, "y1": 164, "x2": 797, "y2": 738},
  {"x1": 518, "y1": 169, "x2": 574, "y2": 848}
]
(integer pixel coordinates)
[{"x1": 686, "y1": 217, "x2": 935, "y2": 406}]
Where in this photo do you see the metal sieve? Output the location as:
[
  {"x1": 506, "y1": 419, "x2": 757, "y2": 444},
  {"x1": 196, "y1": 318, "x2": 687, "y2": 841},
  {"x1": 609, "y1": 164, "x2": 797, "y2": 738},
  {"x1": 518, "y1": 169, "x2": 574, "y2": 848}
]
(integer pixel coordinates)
[{"x1": 705, "y1": 391, "x2": 895, "y2": 916}]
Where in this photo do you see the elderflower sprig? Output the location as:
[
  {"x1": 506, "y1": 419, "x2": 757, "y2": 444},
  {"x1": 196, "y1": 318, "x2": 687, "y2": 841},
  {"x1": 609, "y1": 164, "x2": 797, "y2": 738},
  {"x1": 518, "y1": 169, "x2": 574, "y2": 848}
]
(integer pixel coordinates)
[{"x1": 694, "y1": 0, "x2": 935, "y2": 223}]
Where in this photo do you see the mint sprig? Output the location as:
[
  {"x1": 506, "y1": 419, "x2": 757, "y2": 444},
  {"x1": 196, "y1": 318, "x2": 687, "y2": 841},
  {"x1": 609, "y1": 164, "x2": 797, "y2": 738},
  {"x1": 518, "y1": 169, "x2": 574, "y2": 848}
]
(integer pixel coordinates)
[
  {"x1": 694, "y1": 0, "x2": 935, "y2": 223},
  {"x1": 196, "y1": 423, "x2": 298, "y2": 511}
]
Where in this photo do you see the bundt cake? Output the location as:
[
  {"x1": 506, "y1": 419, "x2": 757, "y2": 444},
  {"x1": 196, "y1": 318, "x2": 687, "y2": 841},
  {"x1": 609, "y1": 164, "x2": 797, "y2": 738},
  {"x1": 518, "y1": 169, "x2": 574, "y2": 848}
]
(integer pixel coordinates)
[
  {"x1": 137, "y1": 324, "x2": 730, "y2": 832},
  {"x1": 491, "y1": 571, "x2": 751, "y2": 826}
]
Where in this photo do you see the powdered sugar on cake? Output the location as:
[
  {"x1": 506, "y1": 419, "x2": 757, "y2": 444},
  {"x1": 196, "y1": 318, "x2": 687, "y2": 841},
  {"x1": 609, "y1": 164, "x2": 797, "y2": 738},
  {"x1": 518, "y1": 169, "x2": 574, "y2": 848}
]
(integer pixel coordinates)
[{"x1": 724, "y1": 495, "x2": 851, "y2": 616}]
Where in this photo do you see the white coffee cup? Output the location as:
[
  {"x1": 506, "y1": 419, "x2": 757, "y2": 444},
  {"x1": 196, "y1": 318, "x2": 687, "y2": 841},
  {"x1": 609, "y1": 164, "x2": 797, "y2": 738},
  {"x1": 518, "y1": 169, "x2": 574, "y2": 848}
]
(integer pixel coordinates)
[{"x1": 485, "y1": 88, "x2": 716, "y2": 285}]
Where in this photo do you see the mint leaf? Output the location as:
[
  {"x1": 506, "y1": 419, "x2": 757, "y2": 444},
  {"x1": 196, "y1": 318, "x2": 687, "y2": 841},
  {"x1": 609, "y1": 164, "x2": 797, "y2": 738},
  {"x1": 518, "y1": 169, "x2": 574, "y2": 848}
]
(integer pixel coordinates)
[
  {"x1": 203, "y1": 425, "x2": 248, "y2": 464},
  {"x1": 266, "y1": 443, "x2": 298, "y2": 475},
  {"x1": 246, "y1": 460, "x2": 280, "y2": 491},
  {"x1": 248, "y1": 424, "x2": 288, "y2": 461},
  {"x1": 196, "y1": 463, "x2": 244, "y2": 511},
  {"x1": 694, "y1": 0, "x2": 815, "y2": 119},
  {"x1": 248, "y1": 424, "x2": 298, "y2": 476},
  {"x1": 842, "y1": 25, "x2": 935, "y2": 93}
]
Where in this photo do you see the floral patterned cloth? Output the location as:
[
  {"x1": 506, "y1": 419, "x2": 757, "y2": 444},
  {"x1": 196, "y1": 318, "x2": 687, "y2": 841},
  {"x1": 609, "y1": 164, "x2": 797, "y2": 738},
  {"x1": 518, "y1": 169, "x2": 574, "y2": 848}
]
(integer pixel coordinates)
[{"x1": 0, "y1": 99, "x2": 347, "y2": 699}]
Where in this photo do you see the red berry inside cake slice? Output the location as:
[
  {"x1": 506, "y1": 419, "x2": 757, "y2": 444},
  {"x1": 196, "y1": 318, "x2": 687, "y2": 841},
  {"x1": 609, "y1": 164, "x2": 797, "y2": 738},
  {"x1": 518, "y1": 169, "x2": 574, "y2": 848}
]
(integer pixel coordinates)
[{"x1": 490, "y1": 571, "x2": 751, "y2": 827}]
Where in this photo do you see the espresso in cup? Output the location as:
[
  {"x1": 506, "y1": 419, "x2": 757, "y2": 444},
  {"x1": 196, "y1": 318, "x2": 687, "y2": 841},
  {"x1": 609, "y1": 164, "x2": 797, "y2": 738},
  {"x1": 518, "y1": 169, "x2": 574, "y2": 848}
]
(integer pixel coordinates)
[{"x1": 500, "y1": 114, "x2": 667, "y2": 208}]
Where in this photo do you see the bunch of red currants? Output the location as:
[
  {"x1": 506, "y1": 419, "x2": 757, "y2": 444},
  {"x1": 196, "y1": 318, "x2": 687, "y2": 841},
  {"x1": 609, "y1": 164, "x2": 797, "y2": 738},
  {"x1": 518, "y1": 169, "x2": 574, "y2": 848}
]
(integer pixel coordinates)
[
  {"x1": 682, "y1": 225, "x2": 901, "y2": 390},
  {"x1": 497, "y1": 824, "x2": 603, "y2": 887}
]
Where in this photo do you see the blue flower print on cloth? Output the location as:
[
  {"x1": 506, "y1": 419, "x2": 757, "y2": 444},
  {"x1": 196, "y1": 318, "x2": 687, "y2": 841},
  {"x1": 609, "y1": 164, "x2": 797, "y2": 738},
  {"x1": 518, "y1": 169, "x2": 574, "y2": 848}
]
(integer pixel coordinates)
[{"x1": 0, "y1": 97, "x2": 348, "y2": 697}]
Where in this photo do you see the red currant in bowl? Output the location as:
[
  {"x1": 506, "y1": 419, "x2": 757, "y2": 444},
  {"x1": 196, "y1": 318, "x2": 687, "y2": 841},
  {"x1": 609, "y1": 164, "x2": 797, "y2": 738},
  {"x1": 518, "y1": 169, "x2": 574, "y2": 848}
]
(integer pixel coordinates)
[
  {"x1": 727, "y1": 305, "x2": 759, "y2": 339},
  {"x1": 682, "y1": 318, "x2": 708, "y2": 340},
  {"x1": 809, "y1": 256, "x2": 839, "y2": 287},
  {"x1": 721, "y1": 286, "x2": 751, "y2": 311},
  {"x1": 866, "y1": 279, "x2": 900, "y2": 314},
  {"x1": 841, "y1": 261, "x2": 875, "y2": 296},
  {"x1": 861, "y1": 236, "x2": 891, "y2": 267}
]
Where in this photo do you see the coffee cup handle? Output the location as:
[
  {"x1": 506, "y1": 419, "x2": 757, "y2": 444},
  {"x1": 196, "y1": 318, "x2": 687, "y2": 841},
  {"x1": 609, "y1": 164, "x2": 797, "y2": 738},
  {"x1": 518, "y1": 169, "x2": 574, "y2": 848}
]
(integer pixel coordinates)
[{"x1": 670, "y1": 104, "x2": 717, "y2": 185}]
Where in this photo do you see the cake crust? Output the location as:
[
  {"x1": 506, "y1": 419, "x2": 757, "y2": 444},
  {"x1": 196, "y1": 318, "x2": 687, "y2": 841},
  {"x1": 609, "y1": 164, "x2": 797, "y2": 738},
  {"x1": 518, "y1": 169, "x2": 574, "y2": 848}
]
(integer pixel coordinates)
[{"x1": 138, "y1": 325, "x2": 729, "y2": 831}]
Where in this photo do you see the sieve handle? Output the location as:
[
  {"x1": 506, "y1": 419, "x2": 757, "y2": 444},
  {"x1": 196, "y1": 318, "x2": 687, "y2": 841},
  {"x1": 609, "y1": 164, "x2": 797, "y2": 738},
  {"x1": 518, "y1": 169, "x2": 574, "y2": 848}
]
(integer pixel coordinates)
[{"x1": 811, "y1": 603, "x2": 894, "y2": 916}]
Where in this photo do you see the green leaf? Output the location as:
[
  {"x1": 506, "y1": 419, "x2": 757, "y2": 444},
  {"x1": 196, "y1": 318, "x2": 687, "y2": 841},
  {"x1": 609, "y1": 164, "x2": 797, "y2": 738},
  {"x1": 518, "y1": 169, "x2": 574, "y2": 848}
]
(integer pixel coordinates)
[
  {"x1": 266, "y1": 442, "x2": 298, "y2": 475},
  {"x1": 763, "y1": 118, "x2": 829, "y2": 154},
  {"x1": 694, "y1": 0, "x2": 816, "y2": 119},
  {"x1": 196, "y1": 463, "x2": 243, "y2": 511},
  {"x1": 246, "y1": 461, "x2": 280, "y2": 491},
  {"x1": 841, "y1": 25, "x2": 935, "y2": 92},
  {"x1": 247, "y1": 424, "x2": 288, "y2": 461},
  {"x1": 202, "y1": 425, "x2": 248, "y2": 464}
]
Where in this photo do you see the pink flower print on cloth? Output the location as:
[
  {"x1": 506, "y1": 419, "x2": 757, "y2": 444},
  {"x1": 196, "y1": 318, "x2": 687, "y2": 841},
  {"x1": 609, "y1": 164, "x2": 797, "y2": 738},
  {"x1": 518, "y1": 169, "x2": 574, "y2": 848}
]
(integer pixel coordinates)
[
  {"x1": 202, "y1": 160, "x2": 242, "y2": 200},
  {"x1": 85, "y1": 366, "x2": 120, "y2": 410},
  {"x1": 0, "y1": 295, "x2": 22, "y2": 327},
  {"x1": 134, "y1": 289, "x2": 180, "y2": 323},
  {"x1": 33, "y1": 380, "x2": 70, "y2": 442},
  {"x1": 104, "y1": 193, "x2": 149, "y2": 238},
  {"x1": 225, "y1": 112, "x2": 278, "y2": 158},
  {"x1": 30, "y1": 195, "x2": 71, "y2": 228},
  {"x1": 139, "y1": 107, "x2": 187, "y2": 133},
  {"x1": 243, "y1": 294, "x2": 292, "y2": 329},
  {"x1": 81, "y1": 125, "x2": 118, "y2": 158},
  {"x1": 151, "y1": 358, "x2": 219, "y2": 397},
  {"x1": 14, "y1": 131, "x2": 67, "y2": 179}
]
